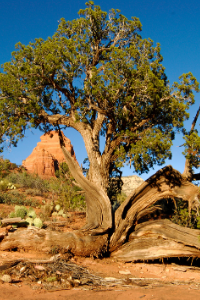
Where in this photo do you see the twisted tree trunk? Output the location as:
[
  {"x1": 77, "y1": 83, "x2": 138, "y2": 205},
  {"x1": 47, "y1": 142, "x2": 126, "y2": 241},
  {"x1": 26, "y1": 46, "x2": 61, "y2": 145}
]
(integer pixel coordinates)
[
  {"x1": 1, "y1": 163, "x2": 200, "y2": 261},
  {"x1": 61, "y1": 145, "x2": 112, "y2": 234},
  {"x1": 110, "y1": 165, "x2": 199, "y2": 252},
  {"x1": 1, "y1": 107, "x2": 200, "y2": 260},
  {"x1": 111, "y1": 219, "x2": 200, "y2": 261}
]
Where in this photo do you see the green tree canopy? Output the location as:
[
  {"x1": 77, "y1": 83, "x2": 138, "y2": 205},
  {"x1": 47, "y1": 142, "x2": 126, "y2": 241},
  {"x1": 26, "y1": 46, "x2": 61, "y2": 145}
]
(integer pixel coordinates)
[{"x1": 0, "y1": 1, "x2": 199, "y2": 189}]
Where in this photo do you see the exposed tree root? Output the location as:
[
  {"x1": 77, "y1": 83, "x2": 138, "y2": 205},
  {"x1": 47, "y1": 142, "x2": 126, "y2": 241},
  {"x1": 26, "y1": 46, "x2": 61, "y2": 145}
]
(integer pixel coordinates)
[
  {"x1": 111, "y1": 219, "x2": 200, "y2": 262},
  {"x1": 0, "y1": 228, "x2": 108, "y2": 257},
  {"x1": 0, "y1": 165, "x2": 200, "y2": 262},
  {"x1": 110, "y1": 165, "x2": 199, "y2": 251}
]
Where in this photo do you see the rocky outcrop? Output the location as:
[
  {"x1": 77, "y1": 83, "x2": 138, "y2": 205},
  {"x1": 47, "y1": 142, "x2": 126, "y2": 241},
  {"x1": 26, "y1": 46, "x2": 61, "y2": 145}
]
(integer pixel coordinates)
[
  {"x1": 121, "y1": 175, "x2": 144, "y2": 196},
  {"x1": 22, "y1": 131, "x2": 77, "y2": 177}
]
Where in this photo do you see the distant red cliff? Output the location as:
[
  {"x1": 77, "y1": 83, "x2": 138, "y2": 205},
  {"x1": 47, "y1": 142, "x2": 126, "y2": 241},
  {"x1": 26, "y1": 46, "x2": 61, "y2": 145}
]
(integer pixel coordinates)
[{"x1": 22, "y1": 131, "x2": 77, "y2": 177}]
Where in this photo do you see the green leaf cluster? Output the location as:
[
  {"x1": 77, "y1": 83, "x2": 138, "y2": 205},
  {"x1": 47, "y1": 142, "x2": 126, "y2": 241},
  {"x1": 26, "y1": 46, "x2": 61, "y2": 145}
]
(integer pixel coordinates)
[
  {"x1": 182, "y1": 131, "x2": 200, "y2": 170},
  {"x1": 0, "y1": 2, "x2": 199, "y2": 174}
]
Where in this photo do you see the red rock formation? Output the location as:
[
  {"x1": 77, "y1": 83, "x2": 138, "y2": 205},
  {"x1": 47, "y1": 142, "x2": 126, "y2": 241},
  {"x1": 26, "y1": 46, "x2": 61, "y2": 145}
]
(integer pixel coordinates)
[{"x1": 22, "y1": 131, "x2": 77, "y2": 177}]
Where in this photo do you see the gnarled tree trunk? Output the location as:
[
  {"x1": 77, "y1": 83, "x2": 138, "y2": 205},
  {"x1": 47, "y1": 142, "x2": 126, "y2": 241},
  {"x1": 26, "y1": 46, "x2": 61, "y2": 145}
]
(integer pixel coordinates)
[
  {"x1": 1, "y1": 162, "x2": 200, "y2": 262},
  {"x1": 111, "y1": 219, "x2": 200, "y2": 261},
  {"x1": 60, "y1": 145, "x2": 112, "y2": 233},
  {"x1": 0, "y1": 227, "x2": 109, "y2": 257},
  {"x1": 2, "y1": 109, "x2": 200, "y2": 260},
  {"x1": 110, "y1": 165, "x2": 199, "y2": 252}
]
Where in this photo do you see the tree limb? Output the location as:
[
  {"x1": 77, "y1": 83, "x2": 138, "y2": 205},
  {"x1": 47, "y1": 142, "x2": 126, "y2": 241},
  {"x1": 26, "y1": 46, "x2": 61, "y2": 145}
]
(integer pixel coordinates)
[{"x1": 182, "y1": 105, "x2": 200, "y2": 180}]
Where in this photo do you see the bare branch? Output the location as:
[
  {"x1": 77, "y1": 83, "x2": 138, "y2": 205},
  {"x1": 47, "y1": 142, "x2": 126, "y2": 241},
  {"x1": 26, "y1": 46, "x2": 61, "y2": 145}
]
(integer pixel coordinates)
[{"x1": 182, "y1": 105, "x2": 200, "y2": 180}]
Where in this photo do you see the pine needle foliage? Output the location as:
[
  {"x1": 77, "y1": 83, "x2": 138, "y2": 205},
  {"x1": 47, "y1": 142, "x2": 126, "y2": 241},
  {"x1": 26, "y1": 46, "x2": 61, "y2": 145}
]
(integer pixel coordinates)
[{"x1": 0, "y1": 2, "x2": 199, "y2": 187}]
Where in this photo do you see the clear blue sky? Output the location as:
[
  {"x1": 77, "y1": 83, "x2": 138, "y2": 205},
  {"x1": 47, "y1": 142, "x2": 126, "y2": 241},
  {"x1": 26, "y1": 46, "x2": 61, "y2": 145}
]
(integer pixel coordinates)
[{"x1": 1, "y1": 0, "x2": 200, "y2": 180}]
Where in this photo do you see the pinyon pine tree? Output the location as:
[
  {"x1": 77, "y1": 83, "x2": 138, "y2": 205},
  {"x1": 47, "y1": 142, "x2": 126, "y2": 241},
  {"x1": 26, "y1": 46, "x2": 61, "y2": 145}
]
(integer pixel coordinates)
[{"x1": 1, "y1": 2, "x2": 200, "y2": 260}]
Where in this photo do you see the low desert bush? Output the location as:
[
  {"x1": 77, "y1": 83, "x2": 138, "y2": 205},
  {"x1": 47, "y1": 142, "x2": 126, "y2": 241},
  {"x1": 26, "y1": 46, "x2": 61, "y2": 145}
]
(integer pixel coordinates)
[
  {"x1": 1, "y1": 157, "x2": 85, "y2": 212},
  {"x1": 0, "y1": 156, "x2": 18, "y2": 178},
  {"x1": 0, "y1": 180, "x2": 9, "y2": 191},
  {"x1": 40, "y1": 204, "x2": 53, "y2": 218},
  {"x1": 171, "y1": 199, "x2": 200, "y2": 229},
  {"x1": 6, "y1": 172, "x2": 49, "y2": 194},
  {"x1": 0, "y1": 192, "x2": 40, "y2": 207},
  {"x1": 15, "y1": 206, "x2": 27, "y2": 219},
  {"x1": 48, "y1": 177, "x2": 86, "y2": 212},
  {"x1": 25, "y1": 189, "x2": 43, "y2": 197},
  {"x1": 8, "y1": 206, "x2": 43, "y2": 228}
]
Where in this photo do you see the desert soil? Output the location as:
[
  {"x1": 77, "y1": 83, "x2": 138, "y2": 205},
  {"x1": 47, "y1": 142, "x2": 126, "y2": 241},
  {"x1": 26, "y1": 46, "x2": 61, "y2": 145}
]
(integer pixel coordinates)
[{"x1": 1, "y1": 209, "x2": 200, "y2": 299}]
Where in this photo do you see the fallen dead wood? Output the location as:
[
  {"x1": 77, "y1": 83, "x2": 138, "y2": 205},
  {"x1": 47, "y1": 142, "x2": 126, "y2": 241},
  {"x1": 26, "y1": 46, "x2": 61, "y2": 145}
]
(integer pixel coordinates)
[
  {"x1": 1, "y1": 257, "x2": 199, "y2": 291},
  {"x1": 1, "y1": 217, "x2": 22, "y2": 224},
  {"x1": 111, "y1": 219, "x2": 200, "y2": 262},
  {"x1": 0, "y1": 225, "x2": 13, "y2": 240},
  {"x1": 110, "y1": 166, "x2": 199, "y2": 251},
  {"x1": 0, "y1": 227, "x2": 108, "y2": 257},
  {"x1": 0, "y1": 165, "x2": 200, "y2": 262},
  {"x1": 130, "y1": 219, "x2": 200, "y2": 248}
]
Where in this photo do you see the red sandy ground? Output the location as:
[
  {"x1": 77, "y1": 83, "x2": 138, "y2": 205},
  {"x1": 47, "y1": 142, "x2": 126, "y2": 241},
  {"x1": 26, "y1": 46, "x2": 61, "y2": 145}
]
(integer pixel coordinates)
[
  {"x1": 1, "y1": 208, "x2": 200, "y2": 299},
  {"x1": 1, "y1": 254, "x2": 200, "y2": 300}
]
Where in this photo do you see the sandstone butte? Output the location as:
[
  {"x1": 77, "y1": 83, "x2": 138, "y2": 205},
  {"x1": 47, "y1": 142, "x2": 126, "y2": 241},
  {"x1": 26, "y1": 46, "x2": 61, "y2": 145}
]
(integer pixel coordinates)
[{"x1": 22, "y1": 131, "x2": 77, "y2": 178}]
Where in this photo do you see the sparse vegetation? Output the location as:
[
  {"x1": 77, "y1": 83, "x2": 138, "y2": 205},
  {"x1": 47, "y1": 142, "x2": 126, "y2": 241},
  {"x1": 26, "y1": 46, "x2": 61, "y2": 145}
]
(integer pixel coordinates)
[
  {"x1": 25, "y1": 189, "x2": 43, "y2": 197},
  {"x1": 0, "y1": 157, "x2": 86, "y2": 216},
  {"x1": 15, "y1": 206, "x2": 27, "y2": 219},
  {"x1": 1, "y1": 156, "x2": 200, "y2": 227},
  {"x1": 171, "y1": 199, "x2": 200, "y2": 229},
  {"x1": 0, "y1": 192, "x2": 40, "y2": 207},
  {"x1": 6, "y1": 172, "x2": 49, "y2": 194},
  {"x1": 7, "y1": 205, "x2": 43, "y2": 228},
  {"x1": 0, "y1": 156, "x2": 18, "y2": 178},
  {"x1": 33, "y1": 217, "x2": 43, "y2": 228},
  {"x1": 47, "y1": 176, "x2": 86, "y2": 212}
]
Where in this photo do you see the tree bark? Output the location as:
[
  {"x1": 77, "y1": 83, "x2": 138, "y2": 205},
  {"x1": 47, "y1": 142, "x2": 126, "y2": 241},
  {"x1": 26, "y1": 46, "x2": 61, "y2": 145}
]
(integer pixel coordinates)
[
  {"x1": 110, "y1": 165, "x2": 199, "y2": 251},
  {"x1": 0, "y1": 228, "x2": 108, "y2": 257},
  {"x1": 182, "y1": 105, "x2": 200, "y2": 181},
  {"x1": 111, "y1": 219, "x2": 200, "y2": 262},
  {"x1": 1, "y1": 163, "x2": 200, "y2": 261},
  {"x1": 61, "y1": 144, "x2": 112, "y2": 233}
]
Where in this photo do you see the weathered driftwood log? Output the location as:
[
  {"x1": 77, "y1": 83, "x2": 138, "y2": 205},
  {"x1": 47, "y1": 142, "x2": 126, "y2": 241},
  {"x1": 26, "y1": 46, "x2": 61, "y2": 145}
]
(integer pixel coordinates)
[
  {"x1": 0, "y1": 228, "x2": 108, "y2": 257},
  {"x1": 1, "y1": 217, "x2": 22, "y2": 224},
  {"x1": 110, "y1": 165, "x2": 199, "y2": 251},
  {"x1": 111, "y1": 219, "x2": 200, "y2": 261}
]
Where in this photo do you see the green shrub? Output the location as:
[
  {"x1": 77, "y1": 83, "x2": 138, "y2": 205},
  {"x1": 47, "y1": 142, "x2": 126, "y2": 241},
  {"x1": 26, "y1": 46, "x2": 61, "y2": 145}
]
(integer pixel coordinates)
[
  {"x1": 1, "y1": 158, "x2": 85, "y2": 212},
  {"x1": 0, "y1": 157, "x2": 13, "y2": 178},
  {"x1": 0, "y1": 180, "x2": 9, "y2": 191},
  {"x1": 0, "y1": 193, "x2": 40, "y2": 207},
  {"x1": 33, "y1": 217, "x2": 43, "y2": 228},
  {"x1": 48, "y1": 177, "x2": 86, "y2": 212},
  {"x1": 55, "y1": 162, "x2": 69, "y2": 178},
  {"x1": 6, "y1": 172, "x2": 49, "y2": 194},
  {"x1": 171, "y1": 199, "x2": 199, "y2": 229},
  {"x1": 27, "y1": 209, "x2": 37, "y2": 219},
  {"x1": 7, "y1": 190, "x2": 20, "y2": 196},
  {"x1": 15, "y1": 207, "x2": 27, "y2": 219},
  {"x1": 9, "y1": 211, "x2": 16, "y2": 218},
  {"x1": 41, "y1": 204, "x2": 53, "y2": 217},
  {"x1": 62, "y1": 194, "x2": 86, "y2": 212},
  {"x1": 25, "y1": 189, "x2": 43, "y2": 196},
  {"x1": 26, "y1": 217, "x2": 34, "y2": 226}
]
